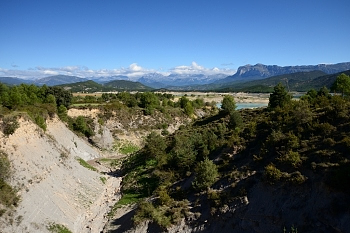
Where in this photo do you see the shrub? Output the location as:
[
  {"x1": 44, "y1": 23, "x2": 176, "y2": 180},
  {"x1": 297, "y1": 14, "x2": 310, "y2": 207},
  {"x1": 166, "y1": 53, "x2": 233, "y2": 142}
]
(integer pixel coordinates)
[
  {"x1": 0, "y1": 151, "x2": 10, "y2": 181},
  {"x1": 221, "y1": 95, "x2": 236, "y2": 114},
  {"x1": 2, "y1": 115, "x2": 19, "y2": 136},
  {"x1": 35, "y1": 115, "x2": 47, "y2": 131},
  {"x1": 279, "y1": 151, "x2": 302, "y2": 168},
  {"x1": 47, "y1": 223, "x2": 72, "y2": 233},
  {"x1": 264, "y1": 163, "x2": 282, "y2": 184},
  {"x1": 286, "y1": 171, "x2": 307, "y2": 185},
  {"x1": 192, "y1": 158, "x2": 219, "y2": 191}
]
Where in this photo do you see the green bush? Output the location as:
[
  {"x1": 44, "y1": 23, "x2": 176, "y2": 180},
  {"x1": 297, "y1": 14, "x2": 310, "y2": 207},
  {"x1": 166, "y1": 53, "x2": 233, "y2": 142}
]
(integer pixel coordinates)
[
  {"x1": 2, "y1": 115, "x2": 19, "y2": 136},
  {"x1": 0, "y1": 151, "x2": 19, "y2": 214},
  {"x1": 279, "y1": 151, "x2": 302, "y2": 168},
  {"x1": 192, "y1": 158, "x2": 219, "y2": 190},
  {"x1": 264, "y1": 163, "x2": 282, "y2": 184},
  {"x1": 35, "y1": 115, "x2": 47, "y2": 131}
]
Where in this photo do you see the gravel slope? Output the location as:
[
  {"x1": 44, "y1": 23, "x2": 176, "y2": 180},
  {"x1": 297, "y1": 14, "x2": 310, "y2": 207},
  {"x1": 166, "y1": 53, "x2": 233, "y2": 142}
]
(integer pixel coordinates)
[{"x1": 0, "y1": 116, "x2": 121, "y2": 233}]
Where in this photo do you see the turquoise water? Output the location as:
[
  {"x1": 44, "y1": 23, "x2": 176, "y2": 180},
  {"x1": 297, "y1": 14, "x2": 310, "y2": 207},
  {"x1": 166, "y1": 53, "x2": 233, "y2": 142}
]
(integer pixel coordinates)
[
  {"x1": 216, "y1": 102, "x2": 268, "y2": 110},
  {"x1": 236, "y1": 102, "x2": 268, "y2": 110}
]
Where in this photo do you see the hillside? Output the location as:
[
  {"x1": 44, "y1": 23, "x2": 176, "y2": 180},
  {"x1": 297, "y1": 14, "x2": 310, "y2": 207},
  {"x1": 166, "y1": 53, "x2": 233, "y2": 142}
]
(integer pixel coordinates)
[
  {"x1": 58, "y1": 80, "x2": 106, "y2": 92},
  {"x1": 219, "y1": 70, "x2": 350, "y2": 92},
  {"x1": 104, "y1": 80, "x2": 153, "y2": 91},
  {"x1": 0, "y1": 116, "x2": 122, "y2": 233},
  {"x1": 57, "y1": 80, "x2": 153, "y2": 92},
  {"x1": 1, "y1": 80, "x2": 350, "y2": 232},
  {"x1": 102, "y1": 85, "x2": 350, "y2": 233}
]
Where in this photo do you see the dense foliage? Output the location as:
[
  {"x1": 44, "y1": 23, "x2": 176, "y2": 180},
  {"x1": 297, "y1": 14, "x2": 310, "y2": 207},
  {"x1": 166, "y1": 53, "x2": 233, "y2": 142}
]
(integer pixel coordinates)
[
  {"x1": 118, "y1": 78, "x2": 350, "y2": 229},
  {"x1": 0, "y1": 83, "x2": 73, "y2": 132}
]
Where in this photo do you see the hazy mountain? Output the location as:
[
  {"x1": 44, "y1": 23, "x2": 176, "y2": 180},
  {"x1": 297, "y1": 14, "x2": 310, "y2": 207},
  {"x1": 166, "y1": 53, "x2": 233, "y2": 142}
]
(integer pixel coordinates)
[
  {"x1": 138, "y1": 73, "x2": 228, "y2": 88},
  {"x1": 0, "y1": 77, "x2": 32, "y2": 85},
  {"x1": 218, "y1": 62, "x2": 350, "y2": 83},
  {"x1": 34, "y1": 75, "x2": 88, "y2": 86}
]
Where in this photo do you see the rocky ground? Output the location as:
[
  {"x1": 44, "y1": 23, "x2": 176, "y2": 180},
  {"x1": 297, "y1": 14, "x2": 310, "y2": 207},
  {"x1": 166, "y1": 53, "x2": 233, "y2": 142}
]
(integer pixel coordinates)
[{"x1": 0, "y1": 116, "x2": 122, "y2": 233}]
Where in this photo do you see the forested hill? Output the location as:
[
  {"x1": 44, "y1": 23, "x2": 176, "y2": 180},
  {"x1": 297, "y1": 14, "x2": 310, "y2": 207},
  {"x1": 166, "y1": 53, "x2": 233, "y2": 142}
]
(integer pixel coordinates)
[
  {"x1": 103, "y1": 80, "x2": 153, "y2": 91},
  {"x1": 57, "y1": 80, "x2": 153, "y2": 92},
  {"x1": 108, "y1": 74, "x2": 350, "y2": 232}
]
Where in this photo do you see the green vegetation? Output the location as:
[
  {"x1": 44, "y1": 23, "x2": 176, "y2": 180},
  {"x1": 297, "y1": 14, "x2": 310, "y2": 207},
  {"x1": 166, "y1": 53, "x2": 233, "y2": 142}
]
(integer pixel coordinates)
[
  {"x1": 113, "y1": 141, "x2": 140, "y2": 155},
  {"x1": 114, "y1": 80, "x2": 350, "y2": 229},
  {"x1": 2, "y1": 77, "x2": 350, "y2": 230},
  {"x1": 331, "y1": 73, "x2": 350, "y2": 96},
  {"x1": 1, "y1": 115, "x2": 20, "y2": 136},
  {"x1": 57, "y1": 79, "x2": 153, "y2": 93},
  {"x1": 47, "y1": 223, "x2": 72, "y2": 233},
  {"x1": 0, "y1": 83, "x2": 72, "y2": 130},
  {"x1": 100, "y1": 176, "x2": 107, "y2": 184},
  {"x1": 0, "y1": 150, "x2": 19, "y2": 216},
  {"x1": 192, "y1": 158, "x2": 219, "y2": 190},
  {"x1": 76, "y1": 157, "x2": 98, "y2": 172}
]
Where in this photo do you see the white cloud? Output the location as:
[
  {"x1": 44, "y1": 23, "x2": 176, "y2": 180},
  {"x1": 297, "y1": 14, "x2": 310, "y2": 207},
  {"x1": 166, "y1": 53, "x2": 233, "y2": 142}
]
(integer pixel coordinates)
[
  {"x1": 0, "y1": 62, "x2": 236, "y2": 80},
  {"x1": 170, "y1": 61, "x2": 235, "y2": 75},
  {"x1": 129, "y1": 63, "x2": 142, "y2": 72}
]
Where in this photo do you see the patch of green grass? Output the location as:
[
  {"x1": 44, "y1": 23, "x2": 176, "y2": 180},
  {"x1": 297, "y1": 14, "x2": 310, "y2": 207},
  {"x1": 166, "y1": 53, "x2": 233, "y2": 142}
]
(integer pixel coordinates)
[
  {"x1": 108, "y1": 193, "x2": 143, "y2": 218},
  {"x1": 76, "y1": 157, "x2": 98, "y2": 172},
  {"x1": 100, "y1": 176, "x2": 107, "y2": 184},
  {"x1": 47, "y1": 223, "x2": 72, "y2": 233},
  {"x1": 120, "y1": 143, "x2": 139, "y2": 154},
  {"x1": 113, "y1": 141, "x2": 140, "y2": 155}
]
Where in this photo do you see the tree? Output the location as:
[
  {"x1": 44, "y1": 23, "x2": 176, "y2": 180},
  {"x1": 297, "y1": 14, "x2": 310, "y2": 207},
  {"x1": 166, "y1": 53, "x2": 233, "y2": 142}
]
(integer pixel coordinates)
[
  {"x1": 46, "y1": 86, "x2": 73, "y2": 107},
  {"x1": 192, "y1": 158, "x2": 219, "y2": 190},
  {"x1": 144, "y1": 132, "x2": 167, "y2": 166},
  {"x1": 268, "y1": 83, "x2": 291, "y2": 109},
  {"x1": 171, "y1": 134, "x2": 197, "y2": 172},
  {"x1": 184, "y1": 102, "x2": 194, "y2": 116},
  {"x1": 57, "y1": 105, "x2": 68, "y2": 122},
  {"x1": 221, "y1": 95, "x2": 236, "y2": 115},
  {"x1": 331, "y1": 73, "x2": 350, "y2": 97}
]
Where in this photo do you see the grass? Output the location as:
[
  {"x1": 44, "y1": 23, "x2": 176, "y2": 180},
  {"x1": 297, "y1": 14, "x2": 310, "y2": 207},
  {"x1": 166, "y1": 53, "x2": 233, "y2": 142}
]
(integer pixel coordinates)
[
  {"x1": 113, "y1": 140, "x2": 140, "y2": 155},
  {"x1": 47, "y1": 223, "x2": 72, "y2": 233},
  {"x1": 76, "y1": 157, "x2": 98, "y2": 172},
  {"x1": 100, "y1": 176, "x2": 107, "y2": 184},
  {"x1": 108, "y1": 193, "x2": 143, "y2": 218}
]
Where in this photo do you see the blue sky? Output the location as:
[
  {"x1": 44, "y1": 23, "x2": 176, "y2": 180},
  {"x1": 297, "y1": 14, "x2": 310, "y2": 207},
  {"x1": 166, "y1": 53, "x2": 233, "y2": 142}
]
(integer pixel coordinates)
[{"x1": 0, "y1": 0, "x2": 349, "y2": 78}]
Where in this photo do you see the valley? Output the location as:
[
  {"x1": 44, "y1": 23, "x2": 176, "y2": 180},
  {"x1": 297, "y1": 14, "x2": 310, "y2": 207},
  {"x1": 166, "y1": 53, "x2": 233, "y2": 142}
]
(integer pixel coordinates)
[{"x1": 0, "y1": 73, "x2": 350, "y2": 233}]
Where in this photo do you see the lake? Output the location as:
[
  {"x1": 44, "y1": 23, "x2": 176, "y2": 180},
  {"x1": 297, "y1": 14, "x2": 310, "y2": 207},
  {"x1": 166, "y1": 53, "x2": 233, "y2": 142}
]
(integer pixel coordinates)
[{"x1": 217, "y1": 102, "x2": 268, "y2": 110}]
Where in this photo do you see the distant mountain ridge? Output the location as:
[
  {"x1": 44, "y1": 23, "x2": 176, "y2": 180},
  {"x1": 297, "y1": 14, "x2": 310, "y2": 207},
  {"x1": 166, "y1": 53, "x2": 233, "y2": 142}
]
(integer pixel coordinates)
[
  {"x1": 1, "y1": 62, "x2": 350, "y2": 90},
  {"x1": 220, "y1": 70, "x2": 350, "y2": 92},
  {"x1": 34, "y1": 75, "x2": 89, "y2": 86},
  {"x1": 218, "y1": 62, "x2": 350, "y2": 83}
]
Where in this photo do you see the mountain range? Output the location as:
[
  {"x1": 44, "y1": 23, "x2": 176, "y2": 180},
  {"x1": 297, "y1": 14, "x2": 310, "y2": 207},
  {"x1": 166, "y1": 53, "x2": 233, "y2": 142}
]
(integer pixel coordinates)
[
  {"x1": 1, "y1": 62, "x2": 350, "y2": 91},
  {"x1": 218, "y1": 62, "x2": 350, "y2": 83}
]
